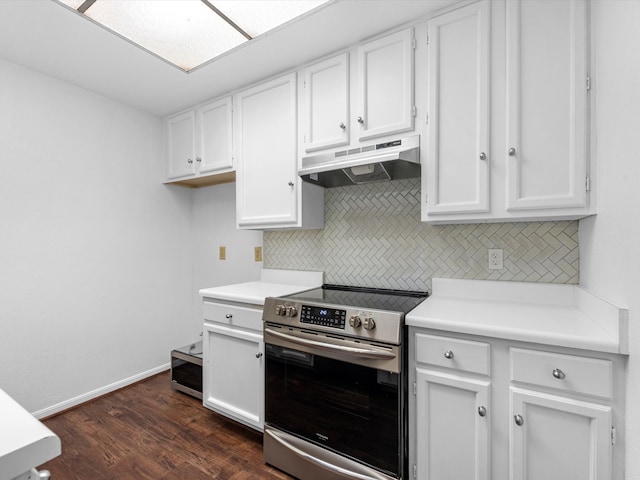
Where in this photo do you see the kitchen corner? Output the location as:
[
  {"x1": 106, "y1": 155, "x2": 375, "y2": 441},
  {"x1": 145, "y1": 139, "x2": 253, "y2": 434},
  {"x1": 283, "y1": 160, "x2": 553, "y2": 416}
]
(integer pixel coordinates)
[
  {"x1": 407, "y1": 278, "x2": 629, "y2": 354},
  {"x1": 406, "y1": 278, "x2": 628, "y2": 480},
  {"x1": 198, "y1": 269, "x2": 323, "y2": 432},
  {"x1": 199, "y1": 269, "x2": 323, "y2": 306}
]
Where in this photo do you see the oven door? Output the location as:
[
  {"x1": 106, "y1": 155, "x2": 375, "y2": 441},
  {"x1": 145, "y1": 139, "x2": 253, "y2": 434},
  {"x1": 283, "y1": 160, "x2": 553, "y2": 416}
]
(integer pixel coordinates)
[{"x1": 264, "y1": 324, "x2": 405, "y2": 480}]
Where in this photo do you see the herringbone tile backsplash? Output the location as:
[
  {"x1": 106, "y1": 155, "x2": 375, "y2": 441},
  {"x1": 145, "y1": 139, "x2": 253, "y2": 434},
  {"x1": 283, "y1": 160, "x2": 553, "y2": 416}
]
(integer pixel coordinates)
[{"x1": 263, "y1": 178, "x2": 579, "y2": 292}]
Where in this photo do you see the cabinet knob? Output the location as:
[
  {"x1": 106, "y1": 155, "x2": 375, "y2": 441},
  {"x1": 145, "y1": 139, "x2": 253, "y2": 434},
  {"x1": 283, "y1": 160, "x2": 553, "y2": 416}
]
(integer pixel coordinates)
[
  {"x1": 444, "y1": 350, "x2": 454, "y2": 359},
  {"x1": 514, "y1": 414, "x2": 524, "y2": 426},
  {"x1": 357, "y1": 116, "x2": 364, "y2": 124},
  {"x1": 552, "y1": 368, "x2": 566, "y2": 379},
  {"x1": 187, "y1": 158, "x2": 194, "y2": 164},
  {"x1": 508, "y1": 147, "x2": 517, "y2": 157},
  {"x1": 225, "y1": 313, "x2": 233, "y2": 319},
  {"x1": 256, "y1": 352, "x2": 263, "y2": 359},
  {"x1": 288, "y1": 181, "x2": 295, "y2": 187},
  {"x1": 478, "y1": 406, "x2": 487, "y2": 417},
  {"x1": 479, "y1": 152, "x2": 487, "y2": 161},
  {"x1": 339, "y1": 122, "x2": 346, "y2": 130},
  {"x1": 196, "y1": 156, "x2": 202, "y2": 163}
]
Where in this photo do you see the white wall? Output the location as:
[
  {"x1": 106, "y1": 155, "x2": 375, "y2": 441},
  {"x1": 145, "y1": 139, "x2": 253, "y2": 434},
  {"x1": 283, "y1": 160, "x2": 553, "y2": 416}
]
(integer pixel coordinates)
[
  {"x1": 579, "y1": 1, "x2": 640, "y2": 478},
  {"x1": 0, "y1": 58, "x2": 195, "y2": 414},
  {"x1": 191, "y1": 184, "x2": 263, "y2": 335}
]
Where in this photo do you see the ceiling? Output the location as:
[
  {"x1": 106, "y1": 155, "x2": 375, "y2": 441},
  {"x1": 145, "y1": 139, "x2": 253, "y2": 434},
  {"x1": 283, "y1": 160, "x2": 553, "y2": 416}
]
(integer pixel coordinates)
[{"x1": 0, "y1": 0, "x2": 457, "y2": 118}]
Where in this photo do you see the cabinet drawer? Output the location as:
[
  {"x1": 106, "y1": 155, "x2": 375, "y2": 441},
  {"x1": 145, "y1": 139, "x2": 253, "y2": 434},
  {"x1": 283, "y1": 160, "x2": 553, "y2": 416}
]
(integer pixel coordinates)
[
  {"x1": 203, "y1": 301, "x2": 263, "y2": 331},
  {"x1": 510, "y1": 348, "x2": 612, "y2": 399},
  {"x1": 415, "y1": 333, "x2": 490, "y2": 375}
]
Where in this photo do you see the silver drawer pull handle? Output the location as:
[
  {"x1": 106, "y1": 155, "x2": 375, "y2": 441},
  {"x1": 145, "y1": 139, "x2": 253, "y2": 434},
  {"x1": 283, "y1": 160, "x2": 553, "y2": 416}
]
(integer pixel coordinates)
[
  {"x1": 444, "y1": 350, "x2": 454, "y2": 359},
  {"x1": 508, "y1": 147, "x2": 516, "y2": 156},
  {"x1": 478, "y1": 406, "x2": 487, "y2": 417},
  {"x1": 225, "y1": 313, "x2": 233, "y2": 319},
  {"x1": 514, "y1": 414, "x2": 524, "y2": 426},
  {"x1": 357, "y1": 116, "x2": 364, "y2": 124},
  {"x1": 256, "y1": 352, "x2": 263, "y2": 358},
  {"x1": 479, "y1": 152, "x2": 487, "y2": 161},
  {"x1": 339, "y1": 122, "x2": 346, "y2": 130},
  {"x1": 552, "y1": 368, "x2": 566, "y2": 379}
]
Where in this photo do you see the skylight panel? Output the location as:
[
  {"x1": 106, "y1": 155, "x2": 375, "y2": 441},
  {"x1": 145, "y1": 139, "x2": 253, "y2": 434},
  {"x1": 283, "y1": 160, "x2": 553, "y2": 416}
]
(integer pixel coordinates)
[
  {"x1": 214, "y1": 1, "x2": 328, "y2": 38},
  {"x1": 55, "y1": 0, "x2": 330, "y2": 72}
]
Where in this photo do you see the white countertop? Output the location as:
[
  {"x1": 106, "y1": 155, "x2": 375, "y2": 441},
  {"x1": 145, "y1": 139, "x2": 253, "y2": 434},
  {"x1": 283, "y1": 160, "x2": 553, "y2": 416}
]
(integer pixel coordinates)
[
  {"x1": 199, "y1": 269, "x2": 324, "y2": 305},
  {"x1": 406, "y1": 278, "x2": 628, "y2": 354},
  {"x1": 0, "y1": 388, "x2": 61, "y2": 480}
]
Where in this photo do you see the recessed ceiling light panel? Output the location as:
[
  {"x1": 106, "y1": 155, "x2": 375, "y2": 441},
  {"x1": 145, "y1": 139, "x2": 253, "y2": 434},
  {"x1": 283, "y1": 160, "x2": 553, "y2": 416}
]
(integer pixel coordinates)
[{"x1": 55, "y1": 0, "x2": 330, "y2": 72}]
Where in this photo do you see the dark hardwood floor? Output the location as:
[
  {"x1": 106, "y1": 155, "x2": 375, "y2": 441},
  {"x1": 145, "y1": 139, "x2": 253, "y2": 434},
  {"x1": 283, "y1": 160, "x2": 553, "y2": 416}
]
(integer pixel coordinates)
[{"x1": 41, "y1": 371, "x2": 293, "y2": 479}]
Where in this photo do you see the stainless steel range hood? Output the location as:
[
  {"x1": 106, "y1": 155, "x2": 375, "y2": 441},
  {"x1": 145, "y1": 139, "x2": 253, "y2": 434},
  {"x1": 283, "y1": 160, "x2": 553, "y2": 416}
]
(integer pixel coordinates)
[{"x1": 298, "y1": 135, "x2": 420, "y2": 188}]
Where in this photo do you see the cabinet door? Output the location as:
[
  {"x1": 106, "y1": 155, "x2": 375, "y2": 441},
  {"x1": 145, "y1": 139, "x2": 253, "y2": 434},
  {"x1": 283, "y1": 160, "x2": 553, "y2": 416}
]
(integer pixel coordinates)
[
  {"x1": 235, "y1": 73, "x2": 299, "y2": 228},
  {"x1": 303, "y1": 53, "x2": 349, "y2": 152},
  {"x1": 357, "y1": 29, "x2": 414, "y2": 141},
  {"x1": 166, "y1": 110, "x2": 196, "y2": 179},
  {"x1": 203, "y1": 323, "x2": 264, "y2": 430},
  {"x1": 415, "y1": 369, "x2": 490, "y2": 480},
  {"x1": 425, "y1": 0, "x2": 490, "y2": 215},
  {"x1": 505, "y1": 0, "x2": 588, "y2": 211},
  {"x1": 197, "y1": 96, "x2": 233, "y2": 175},
  {"x1": 510, "y1": 387, "x2": 611, "y2": 480}
]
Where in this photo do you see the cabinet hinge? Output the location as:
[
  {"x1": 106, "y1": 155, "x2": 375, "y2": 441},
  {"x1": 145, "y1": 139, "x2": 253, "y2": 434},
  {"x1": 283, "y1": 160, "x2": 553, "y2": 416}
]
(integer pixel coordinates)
[
  {"x1": 412, "y1": 37, "x2": 417, "y2": 49},
  {"x1": 426, "y1": 34, "x2": 429, "y2": 45},
  {"x1": 586, "y1": 75, "x2": 591, "y2": 91},
  {"x1": 412, "y1": 105, "x2": 417, "y2": 117},
  {"x1": 586, "y1": 176, "x2": 591, "y2": 192},
  {"x1": 612, "y1": 426, "x2": 617, "y2": 445},
  {"x1": 413, "y1": 382, "x2": 417, "y2": 395},
  {"x1": 413, "y1": 464, "x2": 417, "y2": 478},
  {"x1": 425, "y1": 113, "x2": 429, "y2": 125}
]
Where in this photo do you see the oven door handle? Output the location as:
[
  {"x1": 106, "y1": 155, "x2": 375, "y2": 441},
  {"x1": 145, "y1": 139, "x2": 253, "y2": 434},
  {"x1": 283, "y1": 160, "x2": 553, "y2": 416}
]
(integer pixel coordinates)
[
  {"x1": 264, "y1": 328, "x2": 396, "y2": 359},
  {"x1": 265, "y1": 428, "x2": 391, "y2": 480}
]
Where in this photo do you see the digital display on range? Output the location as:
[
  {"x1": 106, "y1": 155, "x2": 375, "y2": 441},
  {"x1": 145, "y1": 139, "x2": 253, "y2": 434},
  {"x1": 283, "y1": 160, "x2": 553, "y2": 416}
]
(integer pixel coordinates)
[{"x1": 300, "y1": 305, "x2": 346, "y2": 329}]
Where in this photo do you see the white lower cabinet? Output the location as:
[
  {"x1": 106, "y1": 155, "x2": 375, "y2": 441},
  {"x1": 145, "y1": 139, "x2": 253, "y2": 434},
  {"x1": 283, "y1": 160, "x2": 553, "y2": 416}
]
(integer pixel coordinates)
[
  {"x1": 202, "y1": 300, "x2": 264, "y2": 431},
  {"x1": 510, "y1": 387, "x2": 611, "y2": 480},
  {"x1": 410, "y1": 330, "x2": 623, "y2": 480},
  {"x1": 415, "y1": 369, "x2": 490, "y2": 480}
]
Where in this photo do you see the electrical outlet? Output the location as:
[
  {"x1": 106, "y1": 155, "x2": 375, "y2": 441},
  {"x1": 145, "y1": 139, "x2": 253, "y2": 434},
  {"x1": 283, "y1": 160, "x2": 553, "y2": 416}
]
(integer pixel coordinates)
[
  {"x1": 219, "y1": 246, "x2": 226, "y2": 260},
  {"x1": 254, "y1": 246, "x2": 263, "y2": 262},
  {"x1": 488, "y1": 249, "x2": 504, "y2": 270}
]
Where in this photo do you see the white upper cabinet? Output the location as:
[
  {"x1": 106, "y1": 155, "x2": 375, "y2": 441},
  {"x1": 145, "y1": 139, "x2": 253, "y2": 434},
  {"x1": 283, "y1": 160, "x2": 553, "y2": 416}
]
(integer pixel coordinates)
[
  {"x1": 165, "y1": 96, "x2": 234, "y2": 187},
  {"x1": 166, "y1": 110, "x2": 196, "y2": 180},
  {"x1": 236, "y1": 73, "x2": 324, "y2": 230},
  {"x1": 196, "y1": 96, "x2": 233, "y2": 176},
  {"x1": 423, "y1": 0, "x2": 593, "y2": 224},
  {"x1": 425, "y1": 0, "x2": 490, "y2": 215},
  {"x1": 300, "y1": 28, "x2": 416, "y2": 158},
  {"x1": 303, "y1": 53, "x2": 350, "y2": 153},
  {"x1": 505, "y1": 0, "x2": 588, "y2": 211},
  {"x1": 356, "y1": 28, "x2": 415, "y2": 142}
]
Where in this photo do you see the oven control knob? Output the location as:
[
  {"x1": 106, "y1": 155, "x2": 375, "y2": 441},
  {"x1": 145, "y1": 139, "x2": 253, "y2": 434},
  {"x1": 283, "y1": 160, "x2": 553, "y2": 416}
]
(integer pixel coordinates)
[
  {"x1": 363, "y1": 317, "x2": 376, "y2": 330},
  {"x1": 286, "y1": 305, "x2": 298, "y2": 317},
  {"x1": 275, "y1": 305, "x2": 287, "y2": 316},
  {"x1": 349, "y1": 315, "x2": 362, "y2": 328}
]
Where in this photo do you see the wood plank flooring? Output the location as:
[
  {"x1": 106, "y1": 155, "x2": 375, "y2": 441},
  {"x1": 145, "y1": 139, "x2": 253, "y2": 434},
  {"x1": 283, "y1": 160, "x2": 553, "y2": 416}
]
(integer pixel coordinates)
[{"x1": 41, "y1": 371, "x2": 293, "y2": 479}]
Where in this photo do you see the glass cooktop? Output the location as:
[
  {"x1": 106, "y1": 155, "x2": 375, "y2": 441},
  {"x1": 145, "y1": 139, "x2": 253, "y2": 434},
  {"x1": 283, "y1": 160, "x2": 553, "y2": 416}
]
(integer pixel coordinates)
[{"x1": 282, "y1": 284, "x2": 428, "y2": 314}]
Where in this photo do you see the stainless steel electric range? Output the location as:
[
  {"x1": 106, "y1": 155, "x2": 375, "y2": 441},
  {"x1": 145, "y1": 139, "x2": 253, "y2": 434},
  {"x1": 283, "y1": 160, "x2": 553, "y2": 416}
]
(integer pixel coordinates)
[{"x1": 262, "y1": 284, "x2": 428, "y2": 480}]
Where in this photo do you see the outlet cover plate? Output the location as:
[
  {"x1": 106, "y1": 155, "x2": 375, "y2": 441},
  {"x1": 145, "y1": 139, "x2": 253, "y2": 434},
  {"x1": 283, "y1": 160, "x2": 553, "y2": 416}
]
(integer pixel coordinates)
[{"x1": 488, "y1": 249, "x2": 504, "y2": 270}]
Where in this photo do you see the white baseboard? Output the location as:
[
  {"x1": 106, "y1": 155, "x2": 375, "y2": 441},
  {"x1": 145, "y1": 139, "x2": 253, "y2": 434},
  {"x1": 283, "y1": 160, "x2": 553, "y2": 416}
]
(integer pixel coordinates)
[{"x1": 33, "y1": 363, "x2": 170, "y2": 419}]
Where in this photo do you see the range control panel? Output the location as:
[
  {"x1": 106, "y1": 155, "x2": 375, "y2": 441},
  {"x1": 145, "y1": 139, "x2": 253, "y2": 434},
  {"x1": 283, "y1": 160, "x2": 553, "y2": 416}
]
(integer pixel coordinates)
[
  {"x1": 263, "y1": 298, "x2": 403, "y2": 344},
  {"x1": 300, "y1": 305, "x2": 346, "y2": 329}
]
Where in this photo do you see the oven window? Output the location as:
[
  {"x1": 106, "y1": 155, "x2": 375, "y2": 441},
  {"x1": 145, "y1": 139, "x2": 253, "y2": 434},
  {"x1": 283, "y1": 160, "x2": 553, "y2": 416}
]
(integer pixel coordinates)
[{"x1": 265, "y1": 344, "x2": 401, "y2": 476}]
